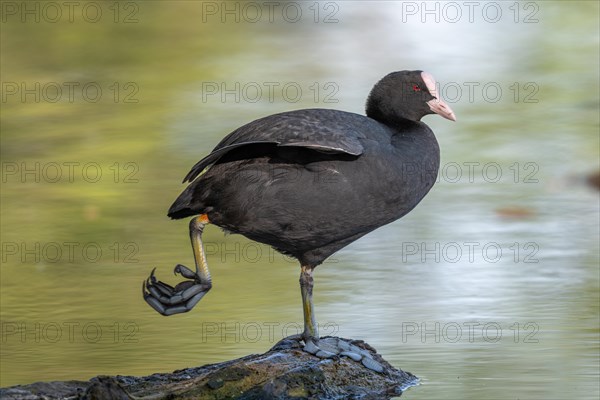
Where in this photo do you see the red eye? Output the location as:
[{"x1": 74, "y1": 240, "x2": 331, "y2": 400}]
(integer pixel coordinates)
[{"x1": 413, "y1": 84, "x2": 421, "y2": 92}]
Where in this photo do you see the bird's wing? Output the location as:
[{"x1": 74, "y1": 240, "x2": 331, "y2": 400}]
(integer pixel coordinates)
[{"x1": 182, "y1": 109, "x2": 366, "y2": 183}]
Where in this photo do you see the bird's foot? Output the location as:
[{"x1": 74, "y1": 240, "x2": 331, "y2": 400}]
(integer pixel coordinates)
[
  {"x1": 302, "y1": 337, "x2": 385, "y2": 373},
  {"x1": 142, "y1": 264, "x2": 211, "y2": 316}
]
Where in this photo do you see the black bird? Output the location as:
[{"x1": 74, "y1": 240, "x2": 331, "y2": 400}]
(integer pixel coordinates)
[{"x1": 143, "y1": 70, "x2": 455, "y2": 368}]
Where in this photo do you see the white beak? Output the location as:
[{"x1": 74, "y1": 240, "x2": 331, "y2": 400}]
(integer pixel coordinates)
[{"x1": 421, "y1": 71, "x2": 457, "y2": 121}]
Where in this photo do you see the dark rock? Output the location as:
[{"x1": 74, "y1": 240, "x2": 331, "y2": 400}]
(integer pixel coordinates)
[
  {"x1": 0, "y1": 337, "x2": 419, "y2": 399},
  {"x1": 207, "y1": 378, "x2": 224, "y2": 390},
  {"x1": 84, "y1": 376, "x2": 133, "y2": 400}
]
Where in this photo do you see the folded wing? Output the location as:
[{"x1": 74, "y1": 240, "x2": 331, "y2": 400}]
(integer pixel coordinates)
[{"x1": 182, "y1": 109, "x2": 366, "y2": 183}]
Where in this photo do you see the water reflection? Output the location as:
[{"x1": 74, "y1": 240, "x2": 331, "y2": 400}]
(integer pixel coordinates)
[{"x1": 1, "y1": 1, "x2": 598, "y2": 399}]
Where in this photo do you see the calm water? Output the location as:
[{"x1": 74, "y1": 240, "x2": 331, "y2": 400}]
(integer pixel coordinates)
[{"x1": 1, "y1": 2, "x2": 599, "y2": 399}]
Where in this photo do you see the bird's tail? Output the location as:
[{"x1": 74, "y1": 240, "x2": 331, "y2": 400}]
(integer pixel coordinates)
[{"x1": 167, "y1": 186, "x2": 200, "y2": 220}]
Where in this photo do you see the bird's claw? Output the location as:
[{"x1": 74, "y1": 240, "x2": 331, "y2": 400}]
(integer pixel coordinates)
[
  {"x1": 301, "y1": 337, "x2": 385, "y2": 373},
  {"x1": 142, "y1": 264, "x2": 211, "y2": 316},
  {"x1": 174, "y1": 264, "x2": 197, "y2": 279}
]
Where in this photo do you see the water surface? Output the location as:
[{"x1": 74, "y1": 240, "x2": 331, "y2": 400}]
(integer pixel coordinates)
[{"x1": 1, "y1": 2, "x2": 598, "y2": 399}]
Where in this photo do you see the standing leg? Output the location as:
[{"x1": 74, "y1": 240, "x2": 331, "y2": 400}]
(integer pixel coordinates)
[
  {"x1": 296, "y1": 263, "x2": 384, "y2": 372},
  {"x1": 143, "y1": 214, "x2": 212, "y2": 316},
  {"x1": 300, "y1": 264, "x2": 318, "y2": 345}
]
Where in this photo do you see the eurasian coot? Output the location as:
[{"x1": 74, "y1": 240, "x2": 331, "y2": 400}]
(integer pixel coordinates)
[{"x1": 143, "y1": 70, "x2": 455, "y2": 368}]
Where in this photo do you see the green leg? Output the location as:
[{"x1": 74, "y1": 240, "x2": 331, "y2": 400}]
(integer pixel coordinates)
[
  {"x1": 189, "y1": 215, "x2": 212, "y2": 285},
  {"x1": 300, "y1": 264, "x2": 318, "y2": 343}
]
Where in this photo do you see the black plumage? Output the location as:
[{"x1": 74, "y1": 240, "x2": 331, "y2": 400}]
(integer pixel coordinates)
[{"x1": 143, "y1": 70, "x2": 456, "y2": 356}]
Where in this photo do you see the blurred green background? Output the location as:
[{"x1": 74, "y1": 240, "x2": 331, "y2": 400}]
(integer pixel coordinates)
[{"x1": 1, "y1": 1, "x2": 598, "y2": 399}]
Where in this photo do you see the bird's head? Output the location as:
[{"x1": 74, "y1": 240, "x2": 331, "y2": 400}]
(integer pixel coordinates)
[{"x1": 366, "y1": 70, "x2": 456, "y2": 124}]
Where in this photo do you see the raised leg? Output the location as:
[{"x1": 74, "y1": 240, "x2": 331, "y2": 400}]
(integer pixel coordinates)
[{"x1": 143, "y1": 215, "x2": 212, "y2": 316}]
